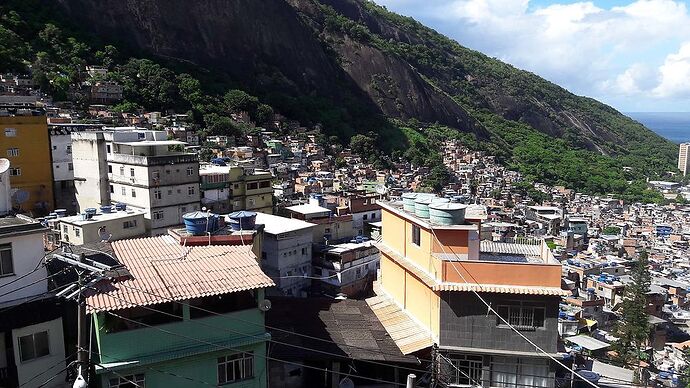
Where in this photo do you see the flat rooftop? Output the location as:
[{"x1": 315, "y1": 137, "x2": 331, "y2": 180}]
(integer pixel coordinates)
[
  {"x1": 378, "y1": 200, "x2": 478, "y2": 231},
  {"x1": 0, "y1": 215, "x2": 47, "y2": 238},
  {"x1": 58, "y1": 209, "x2": 146, "y2": 226},
  {"x1": 252, "y1": 212, "x2": 316, "y2": 235}
]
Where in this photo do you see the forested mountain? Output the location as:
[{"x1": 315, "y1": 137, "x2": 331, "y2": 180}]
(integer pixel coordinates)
[{"x1": 0, "y1": 0, "x2": 678, "y2": 201}]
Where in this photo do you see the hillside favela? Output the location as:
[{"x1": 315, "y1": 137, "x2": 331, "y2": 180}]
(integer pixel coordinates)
[{"x1": 2, "y1": 1, "x2": 690, "y2": 388}]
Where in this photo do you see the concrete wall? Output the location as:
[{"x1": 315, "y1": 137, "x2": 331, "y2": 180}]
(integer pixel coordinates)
[
  {"x1": 59, "y1": 212, "x2": 146, "y2": 245},
  {"x1": 50, "y1": 133, "x2": 73, "y2": 182},
  {"x1": 0, "y1": 231, "x2": 47, "y2": 303},
  {"x1": 12, "y1": 318, "x2": 66, "y2": 388},
  {"x1": 262, "y1": 230, "x2": 312, "y2": 296},
  {"x1": 439, "y1": 292, "x2": 560, "y2": 354},
  {"x1": 72, "y1": 132, "x2": 109, "y2": 210}
]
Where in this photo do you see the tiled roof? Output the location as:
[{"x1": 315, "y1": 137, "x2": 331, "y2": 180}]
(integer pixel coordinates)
[
  {"x1": 433, "y1": 282, "x2": 570, "y2": 296},
  {"x1": 87, "y1": 237, "x2": 274, "y2": 313}
]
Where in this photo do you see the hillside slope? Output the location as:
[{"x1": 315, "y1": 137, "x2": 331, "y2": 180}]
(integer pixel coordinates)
[{"x1": 1, "y1": 0, "x2": 679, "y2": 198}]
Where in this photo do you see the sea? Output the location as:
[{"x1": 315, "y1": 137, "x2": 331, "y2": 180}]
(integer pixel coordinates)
[{"x1": 626, "y1": 112, "x2": 690, "y2": 144}]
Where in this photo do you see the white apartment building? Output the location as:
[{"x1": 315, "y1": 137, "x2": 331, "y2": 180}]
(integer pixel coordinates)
[
  {"x1": 0, "y1": 215, "x2": 67, "y2": 388},
  {"x1": 72, "y1": 129, "x2": 201, "y2": 236},
  {"x1": 679, "y1": 143, "x2": 690, "y2": 176}
]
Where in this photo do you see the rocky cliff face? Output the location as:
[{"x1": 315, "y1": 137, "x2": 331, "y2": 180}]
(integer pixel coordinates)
[{"x1": 56, "y1": 0, "x2": 671, "y2": 157}]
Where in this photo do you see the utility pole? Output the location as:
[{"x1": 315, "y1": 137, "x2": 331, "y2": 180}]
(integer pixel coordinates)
[
  {"x1": 50, "y1": 249, "x2": 132, "y2": 388},
  {"x1": 406, "y1": 373, "x2": 417, "y2": 388}
]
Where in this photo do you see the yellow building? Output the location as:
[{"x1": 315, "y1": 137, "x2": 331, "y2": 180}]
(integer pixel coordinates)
[
  {"x1": 0, "y1": 112, "x2": 54, "y2": 214},
  {"x1": 370, "y1": 196, "x2": 566, "y2": 387}
]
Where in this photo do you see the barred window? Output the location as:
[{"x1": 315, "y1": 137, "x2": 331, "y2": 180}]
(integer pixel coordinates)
[
  {"x1": 496, "y1": 302, "x2": 545, "y2": 330},
  {"x1": 218, "y1": 353, "x2": 254, "y2": 384}
]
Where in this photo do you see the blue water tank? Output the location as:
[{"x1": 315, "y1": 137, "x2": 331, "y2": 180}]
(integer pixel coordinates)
[
  {"x1": 226, "y1": 211, "x2": 257, "y2": 231},
  {"x1": 100, "y1": 205, "x2": 113, "y2": 214},
  {"x1": 114, "y1": 203, "x2": 127, "y2": 211},
  {"x1": 183, "y1": 211, "x2": 220, "y2": 235},
  {"x1": 211, "y1": 158, "x2": 226, "y2": 166}
]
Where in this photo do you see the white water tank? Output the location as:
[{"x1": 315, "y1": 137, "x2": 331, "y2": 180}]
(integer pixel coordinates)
[{"x1": 0, "y1": 159, "x2": 10, "y2": 215}]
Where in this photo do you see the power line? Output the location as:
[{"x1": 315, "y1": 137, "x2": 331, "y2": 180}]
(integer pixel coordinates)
[
  {"x1": 83, "y1": 285, "x2": 434, "y2": 379},
  {"x1": 96, "y1": 308, "x2": 408, "y2": 387},
  {"x1": 0, "y1": 279, "x2": 78, "y2": 314},
  {"x1": 0, "y1": 264, "x2": 46, "y2": 290},
  {"x1": 0, "y1": 267, "x2": 70, "y2": 299},
  {"x1": 427, "y1": 225, "x2": 601, "y2": 388},
  {"x1": 92, "y1": 361, "x2": 143, "y2": 388},
  {"x1": 18, "y1": 353, "x2": 74, "y2": 387}
]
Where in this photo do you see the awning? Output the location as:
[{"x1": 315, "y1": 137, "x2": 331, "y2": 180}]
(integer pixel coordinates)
[
  {"x1": 565, "y1": 335, "x2": 610, "y2": 351},
  {"x1": 366, "y1": 292, "x2": 433, "y2": 355},
  {"x1": 433, "y1": 282, "x2": 570, "y2": 296}
]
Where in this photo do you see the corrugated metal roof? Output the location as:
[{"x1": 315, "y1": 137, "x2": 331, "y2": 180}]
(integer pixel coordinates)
[
  {"x1": 366, "y1": 290, "x2": 433, "y2": 355},
  {"x1": 87, "y1": 237, "x2": 274, "y2": 313},
  {"x1": 433, "y1": 282, "x2": 570, "y2": 296}
]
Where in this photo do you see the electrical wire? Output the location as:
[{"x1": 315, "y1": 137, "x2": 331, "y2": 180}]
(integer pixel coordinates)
[
  {"x1": 0, "y1": 267, "x2": 70, "y2": 299},
  {"x1": 0, "y1": 264, "x2": 46, "y2": 290},
  {"x1": 0, "y1": 278, "x2": 79, "y2": 314},
  {"x1": 83, "y1": 285, "x2": 437, "y2": 379},
  {"x1": 18, "y1": 353, "x2": 74, "y2": 387},
  {"x1": 92, "y1": 361, "x2": 143, "y2": 388},
  {"x1": 427, "y1": 226, "x2": 601, "y2": 388},
  {"x1": 95, "y1": 308, "x2": 408, "y2": 387}
]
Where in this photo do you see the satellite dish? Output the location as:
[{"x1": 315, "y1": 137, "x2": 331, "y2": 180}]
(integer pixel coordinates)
[
  {"x1": 339, "y1": 377, "x2": 355, "y2": 388},
  {"x1": 98, "y1": 226, "x2": 112, "y2": 242},
  {"x1": 375, "y1": 184, "x2": 387, "y2": 195},
  {"x1": 258, "y1": 299, "x2": 272, "y2": 312},
  {"x1": 12, "y1": 190, "x2": 29, "y2": 204},
  {"x1": 0, "y1": 159, "x2": 9, "y2": 174}
]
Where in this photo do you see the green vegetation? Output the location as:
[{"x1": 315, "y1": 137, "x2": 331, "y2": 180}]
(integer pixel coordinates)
[
  {"x1": 614, "y1": 250, "x2": 651, "y2": 381},
  {"x1": 602, "y1": 226, "x2": 622, "y2": 235}
]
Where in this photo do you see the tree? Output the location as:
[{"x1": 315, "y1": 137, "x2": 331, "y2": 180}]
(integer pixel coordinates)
[
  {"x1": 253, "y1": 103, "x2": 274, "y2": 125},
  {"x1": 614, "y1": 250, "x2": 651, "y2": 381},
  {"x1": 679, "y1": 347, "x2": 690, "y2": 388},
  {"x1": 602, "y1": 226, "x2": 621, "y2": 235},
  {"x1": 224, "y1": 89, "x2": 258, "y2": 114},
  {"x1": 423, "y1": 162, "x2": 452, "y2": 193}
]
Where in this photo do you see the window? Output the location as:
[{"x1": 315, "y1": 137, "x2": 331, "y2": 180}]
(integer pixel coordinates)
[
  {"x1": 152, "y1": 171, "x2": 160, "y2": 180},
  {"x1": 301, "y1": 247, "x2": 306, "y2": 255},
  {"x1": 248, "y1": 198, "x2": 255, "y2": 206},
  {"x1": 121, "y1": 187, "x2": 126, "y2": 196},
  {"x1": 106, "y1": 144, "x2": 111, "y2": 153},
  {"x1": 448, "y1": 355, "x2": 483, "y2": 387},
  {"x1": 74, "y1": 227, "x2": 81, "y2": 237},
  {"x1": 9, "y1": 168, "x2": 20, "y2": 176},
  {"x1": 371, "y1": 212, "x2": 376, "y2": 220},
  {"x1": 186, "y1": 167, "x2": 193, "y2": 176},
  {"x1": 259, "y1": 181, "x2": 271, "y2": 188},
  {"x1": 130, "y1": 168, "x2": 135, "y2": 177},
  {"x1": 108, "y1": 165, "x2": 113, "y2": 173},
  {"x1": 355, "y1": 267, "x2": 361, "y2": 278},
  {"x1": 154, "y1": 189, "x2": 162, "y2": 200},
  {"x1": 123, "y1": 220, "x2": 137, "y2": 229},
  {"x1": 324, "y1": 228, "x2": 331, "y2": 234},
  {"x1": 131, "y1": 189, "x2": 136, "y2": 198},
  {"x1": 153, "y1": 211, "x2": 164, "y2": 220},
  {"x1": 4, "y1": 128, "x2": 16, "y2": 137},
  {"x1": 491, "y1": 357, "x2": 549, "y2": 388},
  {"x1": 18, "y1": 331, "x2": 50, "y2": 362},
  {"x1": 412, "y1": 225, "x2": 421, "y2": 246},
  {"x1": 0, "y1": 244, "x2": 13, "y2": 276},
  {"x1": 68, "y1": 163, "x2": 73, "y2": 171},
  {"x1": 137, "y1": 132, "x2": 146, "y2": 139},
  {"x1": 66, "y1": 145, "x2": 72, "y2": 154},
  {"x1": 496, "y1": 302, "x2": 545, "y2": 330},
  {"x1": 188, "y1": 186, "x2": 195, "y2": 195},
  {"x1": 218, "y1": 353, "x2": 254, "y2": 384},
  {"x1": 168, "y1": 189, "x2": 172, "y2": 195},
  {"x1": 247, "y1": 182, "x2": 258, "y2": 190},
  {"x1": 119, "y1": 166, "x2": 125, "y2": 176},
  {"x1": 109, "y1": 374, "x2": 144, "y2": 388},
  {"x1": 7, "y1": 148, "x2": 19, "y2": 157},
  {"x1": 109, "y1": 185, "x2": 114, "y2": 194},
  {"x1": 363, "y1": 214, "x2": 368, "y2": 220}
]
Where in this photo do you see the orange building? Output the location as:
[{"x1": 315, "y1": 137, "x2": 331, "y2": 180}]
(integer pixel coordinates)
[
  {"x1": 0, "y1": 109, "x2": 54, "y2": 214},
  {"x1": 369, "y1": 195, "x2": 567, "y2": 387}
]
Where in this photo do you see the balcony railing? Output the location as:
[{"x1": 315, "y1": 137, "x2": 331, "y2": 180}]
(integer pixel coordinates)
[{"x1": 108, "y1": 153, "x2": 198, "y2": 166}]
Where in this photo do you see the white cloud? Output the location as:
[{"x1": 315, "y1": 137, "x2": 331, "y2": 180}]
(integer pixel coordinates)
[
  {"x1": 375, "y1": 0, "x2": 690, "y2": 110},
  {"x1": 653, "y1": 42, "x2": 690, "y2": 97}
]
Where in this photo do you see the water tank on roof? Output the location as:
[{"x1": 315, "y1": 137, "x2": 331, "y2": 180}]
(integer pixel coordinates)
[
  {"x1": 414, "y1": 195, "x2": 436, "y2": 218},
  {"x1": 55, "y1": 209, "x2": 67, "y2": 217},
  {"x1": 114, "y1": 203, "x2": 127, "y2": 211},
  {"x1": 429, "y1": 203, "x2": 467, "y2": 225},
  {"x1": 211, "y1": 158, "x2": 226, "y2": 166},
  {"x1": 401, "y1": 193, "x2": 418, "y2": 212},
  {"x1": 100, "y1": 205, "x2": 113, "y2": 214},
  {"x1": 183, "y1": 211, "x2": 220, "y2": 235},
  {"x1": 226, "y1": 210, "x2": 257, "y2": 231}
]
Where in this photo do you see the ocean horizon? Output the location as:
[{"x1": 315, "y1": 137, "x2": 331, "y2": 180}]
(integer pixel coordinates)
[{"x1": 626, "y1": 112, "x2": 690, "y2": 144}]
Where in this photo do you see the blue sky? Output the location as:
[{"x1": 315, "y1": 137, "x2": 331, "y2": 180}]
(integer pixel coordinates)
[{"x1": 375, "y1": 0, "x2": 690, "y2": 112}]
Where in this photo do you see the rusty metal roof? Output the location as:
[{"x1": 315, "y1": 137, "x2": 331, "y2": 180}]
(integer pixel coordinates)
[
  {"x1": 433, "y1": 282, "x2": 570, "y2": 296},
  {"x1": 87, "y1": 237, "x2": 274, "y2": 313}
]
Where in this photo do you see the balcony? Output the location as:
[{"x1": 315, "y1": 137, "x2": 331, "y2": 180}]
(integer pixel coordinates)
[{"x1": 108, "y1": 153, "x2": 198, "y2": 167}]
